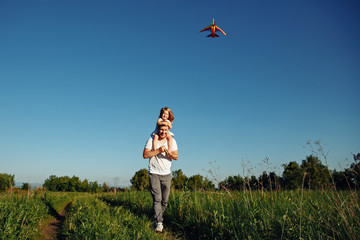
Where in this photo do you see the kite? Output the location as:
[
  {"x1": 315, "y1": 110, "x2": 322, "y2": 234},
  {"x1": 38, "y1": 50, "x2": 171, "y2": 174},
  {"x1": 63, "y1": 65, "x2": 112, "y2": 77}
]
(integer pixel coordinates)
[{"x1": 200, "y1": 18, "x2": 227, "y2": 38}]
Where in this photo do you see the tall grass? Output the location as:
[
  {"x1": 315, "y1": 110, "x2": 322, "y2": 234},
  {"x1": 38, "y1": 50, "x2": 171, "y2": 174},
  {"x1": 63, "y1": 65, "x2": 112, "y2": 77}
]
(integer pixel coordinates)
[
  {"x1": 60, "y1": 194, "x2": 164, "y2": 240},
  {"x1": 1, "y1": 189, "x2": 358, "y2": 239},
  {"x1": 42, "y1": 191, "x2": 80, "y2": 213},
  {"x1": 100, "y1": 191, "x2": 153, "y2": 217},
  {"x1": 0, "y1": 192, "x2": 49, "y2": 239},
  {"x1": 103, "y1": 190, "x2": 360, "y2": 239}
]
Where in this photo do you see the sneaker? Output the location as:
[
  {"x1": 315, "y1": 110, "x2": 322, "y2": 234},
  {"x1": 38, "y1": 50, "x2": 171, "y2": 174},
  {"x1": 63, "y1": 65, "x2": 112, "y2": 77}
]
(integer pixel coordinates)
[{"x1": 155, "y1": 222, "x2": 163, "y2": 232}]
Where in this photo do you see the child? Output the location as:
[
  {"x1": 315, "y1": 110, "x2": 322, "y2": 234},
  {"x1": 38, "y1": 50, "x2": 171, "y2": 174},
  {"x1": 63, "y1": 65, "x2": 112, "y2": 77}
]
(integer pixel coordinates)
[{"x1": 152, "y1": 107, "x2": 174, "y2": 151}]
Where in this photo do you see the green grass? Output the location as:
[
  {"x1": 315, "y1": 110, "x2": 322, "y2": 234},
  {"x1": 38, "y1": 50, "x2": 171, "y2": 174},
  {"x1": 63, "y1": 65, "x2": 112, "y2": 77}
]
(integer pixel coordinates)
[
  {"x1": 1, "y1": 190, "x2": 359, "y2": 239},
  {"x1": 60, "y1": 194, "x2": 164, "y2": 240},
  {"x1": 0, "y1": 192, "x2": 49, "y2": 240},
  {"x1": 100, "y1": 190, "x2": 360, "y2": 239},
  {"x1": 43, "y1": 191, "x2": 81, "y2": 213}
]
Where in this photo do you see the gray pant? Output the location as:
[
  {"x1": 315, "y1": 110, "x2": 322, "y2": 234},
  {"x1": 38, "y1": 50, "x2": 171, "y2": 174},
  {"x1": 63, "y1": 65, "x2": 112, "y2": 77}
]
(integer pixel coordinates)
[{"x1": 149, "y1": 173, "x2": 171, "y2": 223}]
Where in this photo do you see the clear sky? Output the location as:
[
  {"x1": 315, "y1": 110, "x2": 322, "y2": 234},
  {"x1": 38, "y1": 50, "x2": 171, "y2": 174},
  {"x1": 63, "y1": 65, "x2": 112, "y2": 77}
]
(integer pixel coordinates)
[{"x1": 1, "y1": 0, "x2": 359, "y2": 187}]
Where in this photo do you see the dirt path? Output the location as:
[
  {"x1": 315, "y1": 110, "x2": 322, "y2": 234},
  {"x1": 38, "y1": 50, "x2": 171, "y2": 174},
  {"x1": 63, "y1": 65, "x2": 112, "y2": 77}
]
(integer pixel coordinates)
[
  {"x1": 40, "y1": 199, "x2": 181, "y2": 240},
  {"x1": 40, "y1": 203, "x2": 70, "y2": 240}
]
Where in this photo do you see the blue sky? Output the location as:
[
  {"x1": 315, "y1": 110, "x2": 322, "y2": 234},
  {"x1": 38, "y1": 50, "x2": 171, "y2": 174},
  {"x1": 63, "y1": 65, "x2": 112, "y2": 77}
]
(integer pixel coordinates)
[{"x1": 1, "y1": 0, "x2": 359, "y2": 187}]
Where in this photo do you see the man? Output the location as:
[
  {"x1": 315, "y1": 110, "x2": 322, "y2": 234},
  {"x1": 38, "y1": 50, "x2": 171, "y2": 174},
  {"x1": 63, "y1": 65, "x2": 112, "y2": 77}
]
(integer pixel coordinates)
[{"x1": 143, "y1": 124, "x2": 178, "y2": 232}]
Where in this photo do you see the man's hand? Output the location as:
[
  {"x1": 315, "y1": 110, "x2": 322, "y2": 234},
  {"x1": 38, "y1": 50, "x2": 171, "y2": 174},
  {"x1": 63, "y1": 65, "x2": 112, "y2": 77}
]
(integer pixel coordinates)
[
  {"x1": 143, "y1": 145, "x2": 166, "y2": 159},
  {"x1": 165, "y1": 149, "x2": 178, "y2": 160}
]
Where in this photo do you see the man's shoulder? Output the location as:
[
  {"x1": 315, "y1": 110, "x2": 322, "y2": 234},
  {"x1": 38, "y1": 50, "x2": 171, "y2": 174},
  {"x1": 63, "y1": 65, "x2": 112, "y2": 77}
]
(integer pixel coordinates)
[
  {"x1": 171, "y1": 137, "x2": 178, "y2": 151},
  {"x1": 145, "y1": 137, "x2": 153, "y2": 149}
]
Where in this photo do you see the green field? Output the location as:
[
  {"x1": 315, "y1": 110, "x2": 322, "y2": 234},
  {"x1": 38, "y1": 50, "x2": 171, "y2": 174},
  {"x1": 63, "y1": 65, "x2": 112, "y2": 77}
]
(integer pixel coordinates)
[{"x1": 1, "y1": 189, "x2": 359, "y2": 239}]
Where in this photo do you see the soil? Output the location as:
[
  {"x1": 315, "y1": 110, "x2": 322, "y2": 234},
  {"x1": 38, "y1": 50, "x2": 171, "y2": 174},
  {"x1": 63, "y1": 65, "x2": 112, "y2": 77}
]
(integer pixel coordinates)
[{"x1": 39, "y1": 204, "x2": 68, "y2": 240}]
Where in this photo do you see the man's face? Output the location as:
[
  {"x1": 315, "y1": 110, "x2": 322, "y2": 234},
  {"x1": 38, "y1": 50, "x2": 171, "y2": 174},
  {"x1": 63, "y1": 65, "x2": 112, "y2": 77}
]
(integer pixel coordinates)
[{"x1": 158, "y1": 126, "x2": 169, "y2": 139}]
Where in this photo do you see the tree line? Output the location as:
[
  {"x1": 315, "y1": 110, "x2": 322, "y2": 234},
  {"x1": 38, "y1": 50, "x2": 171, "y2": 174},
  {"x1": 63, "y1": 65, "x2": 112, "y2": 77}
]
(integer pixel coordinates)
[
  {"x1": 42, "y1": 175, "x2": 111, "y2": 193},
  {"x1": 130, "y1": 168, "x2": 215, "y2": 191},
  {"x1": 0, "y1": 174, "x2": 112, "y2": 193},
  {"x1": 0, "y1": 173, "x2": 15, "y2": 191},
  {"x1": 220, "y1": 154, "x2": 360, "y2": 191},
  {"x1": 1, "y1": 153, "x2": 359, "y2": 192},
  {"x1": 130, "y1": 154, "x2": 360, "y2": 191}
]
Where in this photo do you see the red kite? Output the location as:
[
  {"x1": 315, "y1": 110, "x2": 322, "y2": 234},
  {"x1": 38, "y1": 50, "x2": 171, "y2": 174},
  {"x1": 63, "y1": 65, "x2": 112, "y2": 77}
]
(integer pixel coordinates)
[{"x1": 200, "y1": 18, "x2": 226, "y2": 38}]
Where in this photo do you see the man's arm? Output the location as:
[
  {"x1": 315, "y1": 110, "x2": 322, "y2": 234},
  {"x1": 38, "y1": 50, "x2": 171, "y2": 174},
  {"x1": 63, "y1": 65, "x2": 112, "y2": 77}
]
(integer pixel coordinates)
[
  {"x1": 143, "y1": 146, "x2": 165, "y2": 159},
  {"x1": 165, "y1": 149, "x2": 178, "y2": 160}
]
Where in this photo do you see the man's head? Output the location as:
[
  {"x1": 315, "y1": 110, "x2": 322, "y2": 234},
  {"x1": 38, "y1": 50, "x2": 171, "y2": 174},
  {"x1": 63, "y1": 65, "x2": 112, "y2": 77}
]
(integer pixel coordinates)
[{"x1": 158, "y1": 124, "x2": 169, "y2": 140}]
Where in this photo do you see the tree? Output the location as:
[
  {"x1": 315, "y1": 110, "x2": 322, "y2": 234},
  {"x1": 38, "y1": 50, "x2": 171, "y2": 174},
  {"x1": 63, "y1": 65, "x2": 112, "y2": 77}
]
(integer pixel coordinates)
[
  {"x1": 282, "y1": 161, "x2": 303, "y2": 190},
  {"x1": 259, "y1": 171, "x2": 270, "y2": 190},
  {"x1": 43, "y1": 175, "x2": 97, "y2": 192},
  {"x1": 80, "y1": 179, "x2": 91, "y2": 192},
  {"x1": 331, "y1": 170, "x2": 349, "y2": 190},
  {"x1": 188, "y1": 174, "x2": 215, "y2": 191},
  {"x1": 249, "y1": 175, "x2": 258, "y2": 190},
  {"x1": 43, "y1": 175, "x2": 58, "y2": 191},
  {"x1": 0, "y1": 173, "x2": 15, "y2": 191},
  {"x1": 21, "y1": 183, "x2": 31, "y2": 191},
  {"x1": 220, "y1": 175, "x2": 245, "y2": 191},
  {"x1": 188, "y1": 174, "x2": 202, "y2": 191},
  {"x1": 258, "y1": 171, "x2": 280, "y2": 190},
  {"x1": 130, "y1": 169, "x2": 149, "y2": 191},
  {"x1": 69, "y1": 176, "x2": 82, "y2": 192},
  {"x1": 102, "y1": 182, "x2": 110, "y2": 192},
  {"x1": 172, "y1": 169, "x2": 188, "y2": 190},
  {"x1": 269, "y1": 172, "x2": 281, "y2": 190},
  {"x1": 58, "y1": 176, "x2": 70, "y2": 191},
  {"x1": 90, "y1": 181, "x2": 102, "y2": 193},
  {"x1": 350, "y1": 153, "x2": 360, "y2": 188},
  {"x1": 301, "y1": 155, "x2": 330, "y2": 189}
]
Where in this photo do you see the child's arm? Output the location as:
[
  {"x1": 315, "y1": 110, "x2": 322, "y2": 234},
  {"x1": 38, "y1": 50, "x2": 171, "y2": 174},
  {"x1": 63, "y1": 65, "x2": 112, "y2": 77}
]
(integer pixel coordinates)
[
  {"x1": 153, "y1": 134, "x2": 159, "y2": 150},
  {"x1": 167, "y1": 135, "x2": 173, "y2": 152},
  {"x1": 157, "y1": 118, "x2": 172, "y2": 129}
]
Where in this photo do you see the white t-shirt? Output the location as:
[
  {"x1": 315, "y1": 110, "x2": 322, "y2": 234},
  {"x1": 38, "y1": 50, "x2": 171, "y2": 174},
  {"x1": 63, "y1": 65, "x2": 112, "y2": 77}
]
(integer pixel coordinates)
[{"x1": 144, "y1": 137, "x2": 178, "y2": 175}]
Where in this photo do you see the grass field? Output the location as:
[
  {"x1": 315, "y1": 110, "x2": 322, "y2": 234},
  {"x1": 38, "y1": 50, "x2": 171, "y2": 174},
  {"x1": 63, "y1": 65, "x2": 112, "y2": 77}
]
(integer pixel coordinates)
[{"x1": 1, "y1": 189, "x2": 359, "y2": 239}]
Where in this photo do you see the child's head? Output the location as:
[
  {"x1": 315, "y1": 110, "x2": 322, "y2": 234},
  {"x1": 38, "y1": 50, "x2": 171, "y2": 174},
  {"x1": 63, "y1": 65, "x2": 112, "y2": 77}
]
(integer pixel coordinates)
[{"x1": 159, "y1": 107, "x2": 174, "y2": 122}]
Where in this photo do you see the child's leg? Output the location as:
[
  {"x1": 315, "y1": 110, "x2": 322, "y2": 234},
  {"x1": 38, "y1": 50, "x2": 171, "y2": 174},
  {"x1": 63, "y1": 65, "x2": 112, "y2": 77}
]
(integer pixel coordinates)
[
  {"x1": 153, "y1": 134, "x2": 159, "y2": 150},
  {"x1": 167, "y1": 135, "x2": 173, "y2": 151}
]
